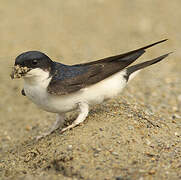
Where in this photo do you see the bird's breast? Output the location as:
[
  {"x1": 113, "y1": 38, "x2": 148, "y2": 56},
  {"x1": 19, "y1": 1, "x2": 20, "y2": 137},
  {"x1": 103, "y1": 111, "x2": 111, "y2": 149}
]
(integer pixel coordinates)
[
  {"x1": 23, "y1": 81, "x2": 78, "y2": 113},
  {"x1": 23, "y1": 70, "x2": 128, "y2": 113}
]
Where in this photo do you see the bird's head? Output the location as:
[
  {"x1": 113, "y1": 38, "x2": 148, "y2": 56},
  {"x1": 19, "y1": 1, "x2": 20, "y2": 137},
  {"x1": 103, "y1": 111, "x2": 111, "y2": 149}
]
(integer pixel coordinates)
[{"x1": 11, "y1": 51, "x2": 52, "y2": 80}]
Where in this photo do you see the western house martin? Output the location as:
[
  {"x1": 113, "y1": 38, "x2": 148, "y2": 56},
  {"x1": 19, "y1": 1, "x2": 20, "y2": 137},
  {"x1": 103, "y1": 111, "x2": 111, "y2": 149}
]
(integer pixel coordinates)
[{"x1": 11, "y1": 39, "x2": 170, "y2": 139}]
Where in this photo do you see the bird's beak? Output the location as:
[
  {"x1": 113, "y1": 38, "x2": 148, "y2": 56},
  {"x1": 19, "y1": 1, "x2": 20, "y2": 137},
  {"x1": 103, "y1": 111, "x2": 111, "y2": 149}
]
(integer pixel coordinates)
[{"x1": 10, "y1": 65, "x2": 30, "y2": 79}]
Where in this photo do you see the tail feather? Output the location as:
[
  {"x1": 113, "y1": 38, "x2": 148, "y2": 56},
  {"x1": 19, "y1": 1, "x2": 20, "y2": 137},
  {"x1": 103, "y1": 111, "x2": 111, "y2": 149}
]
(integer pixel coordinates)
[{"x1": 126, "y1": 52, "x2": 171, "y2": 80}]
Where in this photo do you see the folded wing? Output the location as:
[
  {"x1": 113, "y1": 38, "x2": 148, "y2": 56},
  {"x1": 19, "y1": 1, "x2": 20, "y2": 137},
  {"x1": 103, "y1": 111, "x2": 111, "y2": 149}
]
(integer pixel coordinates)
[{"x1": 48, "y1": 39, "x2": 168, "y2": 95}]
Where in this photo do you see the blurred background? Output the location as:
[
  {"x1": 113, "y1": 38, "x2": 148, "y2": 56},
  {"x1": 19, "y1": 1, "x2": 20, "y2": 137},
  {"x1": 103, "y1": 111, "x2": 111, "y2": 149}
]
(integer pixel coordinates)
[
  {"x1": 0, "y1": 0, "x2": 179, "y2": 59},
  {"x1": 0, "y1": 1, "x2": 180, "y2": 179}
]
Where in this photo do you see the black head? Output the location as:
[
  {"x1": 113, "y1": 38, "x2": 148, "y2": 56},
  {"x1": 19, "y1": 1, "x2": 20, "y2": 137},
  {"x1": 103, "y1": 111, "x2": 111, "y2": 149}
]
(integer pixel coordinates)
[{"x1": 15, "y1": 51, "x2": 52, "y2": 70}]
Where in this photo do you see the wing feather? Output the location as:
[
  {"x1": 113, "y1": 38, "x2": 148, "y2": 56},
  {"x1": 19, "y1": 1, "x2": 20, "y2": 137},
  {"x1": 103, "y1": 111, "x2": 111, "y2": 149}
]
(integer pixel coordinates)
[{"x1": 47, "y1": 39, "x2": 167, "y2": 95}]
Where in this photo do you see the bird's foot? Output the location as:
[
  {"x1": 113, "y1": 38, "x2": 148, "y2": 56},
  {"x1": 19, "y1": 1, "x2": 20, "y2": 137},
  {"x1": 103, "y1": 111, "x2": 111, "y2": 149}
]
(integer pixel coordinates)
[
  {"x1": 36, "y1": 113, "x2": 65, "y2": 140},
  {"x1": 60, "y1": 102, "x2": 89, "y2": 133},
  {"x1": 36, "y1": 132, "x2": 52, "y2": 140},
  {"x1": 60, "y1": 123, "x2": 79, "y2": 133}
]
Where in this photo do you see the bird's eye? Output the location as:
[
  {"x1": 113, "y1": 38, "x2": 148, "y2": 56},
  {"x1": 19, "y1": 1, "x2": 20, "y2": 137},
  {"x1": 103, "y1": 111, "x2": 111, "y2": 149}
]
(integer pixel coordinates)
[{"x1": 32, "y1": 59, "x2": 38, "y2": 65}]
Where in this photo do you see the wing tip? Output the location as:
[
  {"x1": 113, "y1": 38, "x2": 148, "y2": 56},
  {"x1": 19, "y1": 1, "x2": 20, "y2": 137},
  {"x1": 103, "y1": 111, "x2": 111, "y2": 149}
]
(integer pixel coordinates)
[
  {"x1": 125, "y1": 52, "x2": 172, "y2": 80},
  {"x1": 142, "y1": 38, "x2": 168, "y2": 51}
]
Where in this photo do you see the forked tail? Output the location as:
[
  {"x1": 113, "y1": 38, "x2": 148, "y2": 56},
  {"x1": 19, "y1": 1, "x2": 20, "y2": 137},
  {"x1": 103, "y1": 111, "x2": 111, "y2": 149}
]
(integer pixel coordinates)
[{"x1": 125, "y1": 52, "x2": 172, "y2": 80}]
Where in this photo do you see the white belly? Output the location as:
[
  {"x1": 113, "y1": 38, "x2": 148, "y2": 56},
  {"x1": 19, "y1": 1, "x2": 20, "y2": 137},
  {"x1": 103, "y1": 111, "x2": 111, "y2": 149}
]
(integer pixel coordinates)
[{"x1": 24, "y1": 70, "x2": 127, "y2": 113}]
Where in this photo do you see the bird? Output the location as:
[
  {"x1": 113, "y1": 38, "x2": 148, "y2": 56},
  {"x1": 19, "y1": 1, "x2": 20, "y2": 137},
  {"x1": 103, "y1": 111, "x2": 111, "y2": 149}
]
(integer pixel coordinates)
[{"x1": 11, "y1": 39, "x2": 170, "y2": 139}]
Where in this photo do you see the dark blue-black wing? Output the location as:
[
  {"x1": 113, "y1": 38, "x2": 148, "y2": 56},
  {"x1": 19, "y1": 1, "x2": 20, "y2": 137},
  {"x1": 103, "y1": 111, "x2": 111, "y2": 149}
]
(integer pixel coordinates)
[{"x1": 47, "y1": 39, "x2": 167, "y2": 95}]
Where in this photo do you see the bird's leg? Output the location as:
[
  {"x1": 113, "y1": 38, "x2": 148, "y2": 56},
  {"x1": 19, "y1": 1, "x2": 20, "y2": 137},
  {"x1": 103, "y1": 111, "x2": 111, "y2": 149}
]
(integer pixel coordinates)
[
  {"x1": 48, "y1": 113, "x2": 65, "y2": 133},
  {"x1": 60, "y1": 102, "x2": 89, "y2": 133},
  {"x1": 36, "y1": 113, "x2": 65, "y2": 140}
]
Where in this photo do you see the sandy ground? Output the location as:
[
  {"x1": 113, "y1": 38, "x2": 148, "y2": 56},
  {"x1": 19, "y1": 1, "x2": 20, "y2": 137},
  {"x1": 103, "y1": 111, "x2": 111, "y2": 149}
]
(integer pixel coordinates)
[{"x1": 0, "y1": 1, "x2": 181, "y2": 179}]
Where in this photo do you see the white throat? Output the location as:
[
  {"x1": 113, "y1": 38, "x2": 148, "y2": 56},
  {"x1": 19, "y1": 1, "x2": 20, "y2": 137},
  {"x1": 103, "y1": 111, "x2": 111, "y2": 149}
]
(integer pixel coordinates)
[
  {"x1": 23, "y1": 68, "x2": 51, "y2": 86},
  {"x1": 23, "y1": 68, "x2": 52, "y2": 109}
]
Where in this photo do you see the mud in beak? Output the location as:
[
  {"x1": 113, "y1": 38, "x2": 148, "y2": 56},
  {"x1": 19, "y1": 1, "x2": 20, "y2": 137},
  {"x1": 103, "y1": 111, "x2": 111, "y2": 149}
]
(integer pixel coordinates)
[{"x1": 10, "y1": 65, "x2": 30, "y2": 79}]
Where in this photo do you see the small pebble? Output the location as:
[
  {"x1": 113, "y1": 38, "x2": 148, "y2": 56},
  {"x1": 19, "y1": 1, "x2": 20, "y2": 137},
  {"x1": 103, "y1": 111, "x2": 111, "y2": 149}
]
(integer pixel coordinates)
[
  {"x1": 139, "y1": 169, "x2": 146, "y2": 173},
  {"x1": 172, "y1": 114, "x2": 181, "y2": 119},
  {"x1": 128, "y1": 125, "x2": 134, "y2": 130},
  {"x1": 172, "y1": 106, "x2": 178, "y2": 112},
  {"x1": 96, "y1": 148, "x2": 102, "y2": 152},
  {"x1": 174, "y1": 132, "x2": 179, "y2": 137},
  {"x1": 6, "y1": 136, "x2": 11, "y2": 140},
  {"x1": 117, "y1": 140, "x2": 121, "y2": 144},
  {"x1": 112, "y1": 152, "x2": 119, "y2": 156},
  {"x1": 127, "y1": 114, "x2": 133, "y2": 118},
  {"x1": 115, "y1": 175, "x2": 123, "y2": 180},
  {"x1": 148, "y1": 169, "x2": 156, "y2": 175},
  {"x1": 94, "y1": 153, "x2": 99, "y2": 157},
  {"x1": 145, "y1": 139, "x2": 151, "y2": 146},
  {"x1": 67, "y1": 145, "x2": 73, "y2": 150},
  {"x1": 145, "y1": 152, "x2": 155, "y2": 157},
  {"x1": 25, "y1": 126, "x2": 32, "y2": 131},
  {"x1": 177, "y1": 94, "x2": 181, "y2": 101}
]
